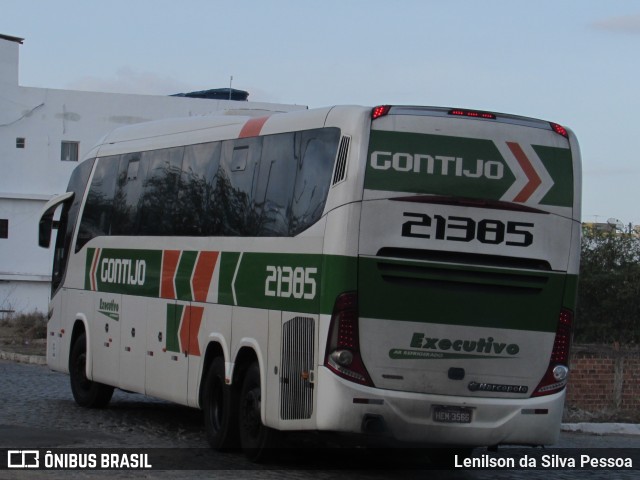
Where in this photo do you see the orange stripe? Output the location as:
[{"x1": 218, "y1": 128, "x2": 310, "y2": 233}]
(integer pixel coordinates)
[
  {"x1": 238, "y1": 116, "x2": 269, "y2": 138},
  {"x1": 192, "y1": 251, "x2": 218, "y2": 302},
  {"x1": 161, "y1": 250, "x2": 181, "y2": 299},
  {"x1": 183, "y1": 306, "x2": 203, "y2": 356},
  {"x1": 507, "y1": 142, "x2": 542, "y2": 203}
]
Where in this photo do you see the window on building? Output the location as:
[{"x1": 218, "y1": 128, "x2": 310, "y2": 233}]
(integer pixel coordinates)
[
  {"x1": 0, "y1": 219, "x2": 8, "y2": 239},
  {"x1": 16, "y1": 138, "x2": 25, "y2": 149},
  {"x1": 61, "y1": 141, "x2": 79, "y2": 161}
]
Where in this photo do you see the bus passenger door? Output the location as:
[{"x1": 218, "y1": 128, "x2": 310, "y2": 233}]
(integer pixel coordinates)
[
  {"x1": 145, "y1": 299, "x2": 189, "y2": 405},
  {"x1": 119, "y1": 295, "x2": 147, "y2": 393}
]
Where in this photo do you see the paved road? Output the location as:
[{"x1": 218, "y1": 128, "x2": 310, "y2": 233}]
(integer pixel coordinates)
[{"x1": 0, "y1": 360, "x2": 638, "y2": 479}]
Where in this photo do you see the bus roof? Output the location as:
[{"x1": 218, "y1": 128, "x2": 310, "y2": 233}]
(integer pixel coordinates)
[
  {"x1": 93, "y1": 106, "x2": 342, "y2": 156},
  {"x1": 91, "y1": 104, "x2": 571, "y2": 158}
]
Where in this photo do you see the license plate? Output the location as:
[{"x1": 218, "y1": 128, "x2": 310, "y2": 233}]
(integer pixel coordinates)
[{"x1": 432, "y1": 406, "x2": 472, "y2": 424}]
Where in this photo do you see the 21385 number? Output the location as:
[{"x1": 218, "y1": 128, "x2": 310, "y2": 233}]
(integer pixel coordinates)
[
  {"x1": 401, "y1": 212, "x2": 534, "y2": 247},
  {"x1": 265, "y1": 266, "x2": 317, "y2": 300}
]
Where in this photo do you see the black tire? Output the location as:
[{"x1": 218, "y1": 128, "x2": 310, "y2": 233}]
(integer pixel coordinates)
[
  {"x1": 203, "y1": 356, "x2": 238, "y2": 449},
  {"x1": 69, "y1": 332, "x2": 114, "y2": 408},
  {"x1": 238, "y1": 362, "x2": 279, "y2": 461}
]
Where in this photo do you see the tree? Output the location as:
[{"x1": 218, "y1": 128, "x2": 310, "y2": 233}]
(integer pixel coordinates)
[{"x1": 576, "y1": 227, "x2": 640, "y2": 344}]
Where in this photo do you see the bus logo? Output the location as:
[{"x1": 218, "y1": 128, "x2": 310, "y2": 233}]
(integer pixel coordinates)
[
  {"x1": 370, "y1": 151, "x2": 505, "y2": 180},
  {"x1": 366, "y1": 130, "x2": 566, "y2": 206},
  {"x1": 468, "y1": 382, "x2": 528, "y2": 393},
  {"x1": 410, "y1": 332, "x2": 520, "y2": 356},
  {"x1": 100, "y1": 258, "x2": 146, "y2": 286},
  {"x1": 98, "y1": 298, "x2": 120, "y2": 321},
  {"x1": 7, "y1": 450, "x2": 39, "y2": 468},
  {"x1": 389, "y1": 332, "x2": 521, "y2": 361}
]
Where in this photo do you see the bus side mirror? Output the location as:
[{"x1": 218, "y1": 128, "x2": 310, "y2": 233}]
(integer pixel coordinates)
[
  {"x1": 39, "y1": 210, "x2": 54, "y2": 248},
  {"x1": 38, "y1": 192, "x2": 74, "y2": 248}
]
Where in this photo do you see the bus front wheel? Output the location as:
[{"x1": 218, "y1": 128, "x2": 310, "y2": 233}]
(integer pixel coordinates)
[
  {"x1": 238, "y1": 361, "x2": 278, "y2": 461},
  {"x1": 69, "y1": 332, "x2": 114, "y2": 408}
]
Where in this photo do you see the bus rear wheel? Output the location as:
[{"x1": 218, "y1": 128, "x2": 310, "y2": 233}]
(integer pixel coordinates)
[
  {"x1": 203, "y1": 356, "x2": 238, "y2": 449},
  {"x1": 238, "y1": 362, "x2": 278, "y2": 461},
  {"x1": 69, "y1": 332, "x2": 114, "y2": 408}
]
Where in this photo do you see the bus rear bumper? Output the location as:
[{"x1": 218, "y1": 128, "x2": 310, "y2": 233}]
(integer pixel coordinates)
[{"x1": 315, "y1": 366, "x2": 565, "y2": 447}]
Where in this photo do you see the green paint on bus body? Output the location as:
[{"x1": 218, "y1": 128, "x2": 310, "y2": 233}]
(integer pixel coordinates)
[
  {"x1": 175, "y1": 251, "x2": 198, "y2": 301},
  {"x1": 217, "y1": 251, "x2": 241, "y2": 306},
  {"x1": 166, "y1": 303, "x2": 183, "y2": 353},
  {"x1": 84, "y1": 248, "x2": 357, "y2": 316},
  {"x1": 365, "y1": 130, "x2": 573, "y2": 207},
  {"x1": 366, "y1": 130, "x2": 515, "y2": 200},
  {"x1": 85, "y1": 248, "x2": 161, "y2": 297},
  {"x1": 217, "y1": 253, "x2": 357, "y2": 314},
  {"x1": 357, "y1": 255, "x2": 576, "y2": 333},
  {"x1": 534, "y1": 145, "x2": 574, "y2": 207},
  {"x1": 82, "y1": 247, "x2": 576, "y2": 333}
]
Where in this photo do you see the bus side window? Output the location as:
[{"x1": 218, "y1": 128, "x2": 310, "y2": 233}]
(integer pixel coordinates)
[
  {"x1": 176, "y1": 142, "x2": 222, "y2": 236},
  {"x1": 290, "y1": 128, "x2": 340, "y2": 235},
  {"x1": 254, "y1": 133, "x2": 296, "y2": 236},
  {"x1": 138, "y1": 147, "x2": 185, "y2": 236},
  {"x1": 77, "y1": 155, "x2": 120, "y2": 251},
  {"x1": 219, "y1": 137, "x2": 262, "y2": 236},
  {"x1": 111, "y1": 153, "x2": 149, "y2": 235}
]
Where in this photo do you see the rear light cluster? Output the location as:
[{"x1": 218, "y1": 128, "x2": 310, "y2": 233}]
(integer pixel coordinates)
[
  {"x1": 532, "y1": 308, "x2": 573, "y2": 397},
  {"x1": 371, "y1": 105, "x2": 391, "y2": 120},
  {"x1": 550, "y1": 122, "x2": 569, "y2": 138},
  {"x1": 449, "y1": 109, "x2": 496, "y2": 120},
  {"x1": 324, "y1": 292, "x2": 374, "y2": 386}
]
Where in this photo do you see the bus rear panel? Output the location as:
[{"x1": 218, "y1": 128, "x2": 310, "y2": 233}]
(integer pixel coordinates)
[{"x1": 317, "y1": 106, "x2": 580, "y2": 447}]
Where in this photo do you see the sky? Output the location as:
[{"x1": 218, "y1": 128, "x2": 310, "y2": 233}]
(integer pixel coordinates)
[{"x1": 2, "y1": 0, "x2": 640, "y2": 225}]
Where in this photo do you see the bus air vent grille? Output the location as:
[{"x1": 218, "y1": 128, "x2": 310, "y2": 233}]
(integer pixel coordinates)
[
  {"x1": 280, "y1": 316, "x2": 315, "y2": 420},
  {"x1": 332, "y1": 135, "x2": 351, "y2": 185},
  {"x1": 375, "y1": 259, "x2": 549, "y2": 294}
]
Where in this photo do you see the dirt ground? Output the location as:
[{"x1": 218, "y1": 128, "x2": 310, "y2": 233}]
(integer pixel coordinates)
[{"x1": 0, "y1": 322, "x2": 47, "y2": 356}]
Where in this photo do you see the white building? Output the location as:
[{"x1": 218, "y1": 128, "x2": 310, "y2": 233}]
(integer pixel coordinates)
[{"x1": 0, "y1": 33, "x2": 305, "y2": 315}]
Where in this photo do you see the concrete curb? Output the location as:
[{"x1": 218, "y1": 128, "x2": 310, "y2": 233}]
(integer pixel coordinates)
[
  {"x1": 0, "y1": 350, "x2": 46, "y2": 365},
  {"x1": 562, "y1": 423, "x2": 640, "y2": 436}
]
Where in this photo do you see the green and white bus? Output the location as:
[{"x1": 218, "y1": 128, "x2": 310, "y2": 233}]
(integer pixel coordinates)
[{"x1": 39, "y1": 105, "x2": 581, "y2": 455}]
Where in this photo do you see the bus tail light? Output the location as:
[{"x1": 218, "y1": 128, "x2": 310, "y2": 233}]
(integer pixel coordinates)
[
  {"x1": 371, "y1": 105, "x2": 391, "y2": 120},
  {"x1": 532, "y1": 308, "x2": 573, "y2": 397},
  {"x1": 324, "y1": 292, "x2": 374, "y2": 387},
  {"x1": 550, "y1": 122, "x2": 569, "y2": 138},
  {"x1": 448, "y1": 109, "x2": 496, "y2": 120}
]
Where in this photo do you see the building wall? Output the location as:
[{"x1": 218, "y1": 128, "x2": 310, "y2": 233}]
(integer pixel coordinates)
[
  {"x1": 0, "y1": 35, "x2": 19, "y2": 86},
  {"x1": 565, "y1": 344, "x2": 640, "y2": 418},
  {"x1": 0, "y1": 35, "x2": 306, "y2": 314},
  {"x1": 0, "y1": 196, "x2": 52, "y2": 284},
  {"x1": 0, "y1": 281, "x2": 48, "y2": 317}
]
